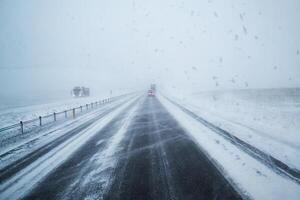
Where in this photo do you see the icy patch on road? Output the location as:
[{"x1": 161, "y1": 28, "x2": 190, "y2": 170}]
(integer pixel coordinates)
[
  {"x1": 0, "y1": 97, "x2": 139, "y2": 200},
  {"x1": 158, "y1": 94, "x2": 300, "y2": 200}
]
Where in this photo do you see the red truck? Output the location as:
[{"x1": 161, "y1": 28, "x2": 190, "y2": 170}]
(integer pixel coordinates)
[{"x1": 148, "y1": 84, "x2": 156, "y2": 97}]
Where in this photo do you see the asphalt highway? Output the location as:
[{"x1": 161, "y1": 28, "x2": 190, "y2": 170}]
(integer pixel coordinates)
[{"x1": 1, "y1": 97, "x2": 242, "y2": 200}]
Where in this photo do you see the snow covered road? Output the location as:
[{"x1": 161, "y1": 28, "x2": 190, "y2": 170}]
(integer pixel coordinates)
[
  {"x1": 163, "y1": 96, "x2": 300, "y2": 184},
  {"x1": 159, "y1": 94, "x2": 300, "y2": 200},
  {"x1": 0, "y1": 96, "x2": 241, "y2": 200},
  {"x1": 1, "y1": 95, "x2": 299, "y2": 199},
  {"x1": 0, "y1": 96, "x2": 140, "y2": 199}
]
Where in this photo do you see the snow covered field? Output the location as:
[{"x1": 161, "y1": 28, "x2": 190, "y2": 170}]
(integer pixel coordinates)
[
  {"x1": 164, "y1": 88, "x2": 300, "y2": 170},
  {"x1": 0, "y1": 96, "x2": 140, "y2": 200},
  {"x1": 1, "y1": 90, "x2": 299, "y2": 199},
  {"x1": 158, "y1": 89, "x2": 300, "y2": 199},
  {"x1": 0, "y1": 95, "x2": 136, "y2": 167},
  {"x1": 0, "y1": 95, "x2": 117, "y2": 129}
]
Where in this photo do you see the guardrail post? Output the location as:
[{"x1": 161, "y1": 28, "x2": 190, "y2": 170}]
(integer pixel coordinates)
[
  {"x1": 0, "y1": 93, "x2": 131, "y2": 135},
  {"x1": 20, "y1": 121, "x2": 24, "y2": 134}
]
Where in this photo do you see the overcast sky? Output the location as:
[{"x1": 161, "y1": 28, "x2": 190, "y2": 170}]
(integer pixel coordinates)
[{"x1": 0, "y1": 0, "x2": 300, "y2": 99}]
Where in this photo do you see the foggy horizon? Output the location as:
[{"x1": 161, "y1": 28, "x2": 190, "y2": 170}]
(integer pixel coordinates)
[
  {"x1": 1, "y1": 1, "x2": 300, "y2": 199},
  {"x1": 1, "y1": 0, "x2": 300, "y2": 100}
]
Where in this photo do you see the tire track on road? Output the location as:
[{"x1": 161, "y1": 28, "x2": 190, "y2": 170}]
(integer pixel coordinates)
[{"x1": 105, "y1": 97, "x2": 241, "y2": 200}]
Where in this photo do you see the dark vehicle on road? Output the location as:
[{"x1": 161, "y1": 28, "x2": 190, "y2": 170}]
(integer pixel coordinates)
[
  {"x1": 150, "y1": 84, "x2": 156, "y2": 92},
  {"x1": 148, "y1": 89, "x2": 155, "y2": 97}
]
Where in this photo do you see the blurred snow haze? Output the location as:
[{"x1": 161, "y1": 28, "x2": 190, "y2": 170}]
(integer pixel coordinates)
[
  {"x1": 0, "y1": 0, "x2": 300, "y2": 102},
  {"x1": 0, "y1": 1, "x2": 300, "y2": 199}
]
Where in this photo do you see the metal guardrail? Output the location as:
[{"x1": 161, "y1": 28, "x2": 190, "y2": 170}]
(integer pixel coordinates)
[{"x1": 0, "y1": 94, "x2": 130, "y2": 135}]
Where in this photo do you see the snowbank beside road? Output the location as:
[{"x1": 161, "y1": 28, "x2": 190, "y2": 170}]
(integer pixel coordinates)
[
  {"x1": 0, "y1": 96, "x2": 133, "y2": 170},
  {"x1": 158, "y1": 93, "x2": 300, "y2": 200},
  {"x1": 0, "y1": 96, "x2": 140, "y2": 200},
  {"x1": 163, "y1": 88, "x2": 300, "y2": 170},
  {"x1": 0, "y1": 95, "x2": 114, "y2": 129}
]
